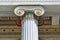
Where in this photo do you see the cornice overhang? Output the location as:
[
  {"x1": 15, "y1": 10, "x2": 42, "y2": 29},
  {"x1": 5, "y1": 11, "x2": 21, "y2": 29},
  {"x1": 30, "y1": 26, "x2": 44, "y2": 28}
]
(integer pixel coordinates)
[{"x1": 0, "y1": 1, "x2": 60, "y2": 5}]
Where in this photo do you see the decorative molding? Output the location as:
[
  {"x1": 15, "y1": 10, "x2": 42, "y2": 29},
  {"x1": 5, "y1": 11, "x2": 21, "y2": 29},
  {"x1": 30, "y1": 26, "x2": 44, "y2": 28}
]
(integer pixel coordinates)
[{"x1": 0, "y1": 2, "x2": 60, "y2": 5}]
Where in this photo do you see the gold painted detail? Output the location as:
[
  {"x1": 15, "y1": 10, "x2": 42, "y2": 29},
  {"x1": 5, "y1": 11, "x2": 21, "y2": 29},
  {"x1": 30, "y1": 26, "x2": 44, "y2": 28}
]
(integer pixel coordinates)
[{"x1": 0, "y1": 25, "x2": 20, "y2": 29}]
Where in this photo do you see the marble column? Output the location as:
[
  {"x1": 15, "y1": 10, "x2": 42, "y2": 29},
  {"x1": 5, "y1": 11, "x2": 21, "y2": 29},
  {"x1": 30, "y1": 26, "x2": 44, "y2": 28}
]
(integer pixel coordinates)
[
  {"x1": 21, "y1": 12, "x2": 38, "y2": 40},
  {"x1": 14, "y1": 6, "x2": 45, "y2": 40}
]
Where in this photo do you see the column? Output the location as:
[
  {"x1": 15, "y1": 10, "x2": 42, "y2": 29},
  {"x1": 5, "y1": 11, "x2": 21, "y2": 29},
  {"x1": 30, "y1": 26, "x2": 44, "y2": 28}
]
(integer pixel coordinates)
[
  {"x1": 14, "y1": 6, "x2": 45, "y2": 40},
  {"x1": 21, "y1": 12, "x2": 38, "y2": 40}
]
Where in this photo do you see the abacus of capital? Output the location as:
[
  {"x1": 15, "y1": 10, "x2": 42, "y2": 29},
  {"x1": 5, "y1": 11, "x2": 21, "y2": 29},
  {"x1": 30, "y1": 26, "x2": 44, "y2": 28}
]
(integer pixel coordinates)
[{"x1": 14, "y1": 6, "x2": 45, "y2": 40}]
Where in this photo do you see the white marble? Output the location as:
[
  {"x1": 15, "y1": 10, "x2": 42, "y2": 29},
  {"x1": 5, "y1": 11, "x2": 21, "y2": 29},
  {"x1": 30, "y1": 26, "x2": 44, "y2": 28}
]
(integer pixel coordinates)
[
  {"x1": 21, "y1": 13, "x2": 38, "y2": 40},
  {"x1": 0, "y1": 0, "x2": 60, "y2": 2}
]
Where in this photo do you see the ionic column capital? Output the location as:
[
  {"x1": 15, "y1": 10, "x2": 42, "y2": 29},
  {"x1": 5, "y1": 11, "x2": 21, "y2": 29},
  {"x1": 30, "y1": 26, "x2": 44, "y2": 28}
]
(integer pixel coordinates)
[{"x1": 14, "y1": 6, "x2": 45, "y2": 16}]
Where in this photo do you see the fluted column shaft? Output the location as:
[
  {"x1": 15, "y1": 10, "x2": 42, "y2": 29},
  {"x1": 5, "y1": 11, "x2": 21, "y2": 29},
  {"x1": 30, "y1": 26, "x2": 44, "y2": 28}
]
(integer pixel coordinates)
[{"x1": 21, "y1": 12, "x2": 38, "y2": 40}]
